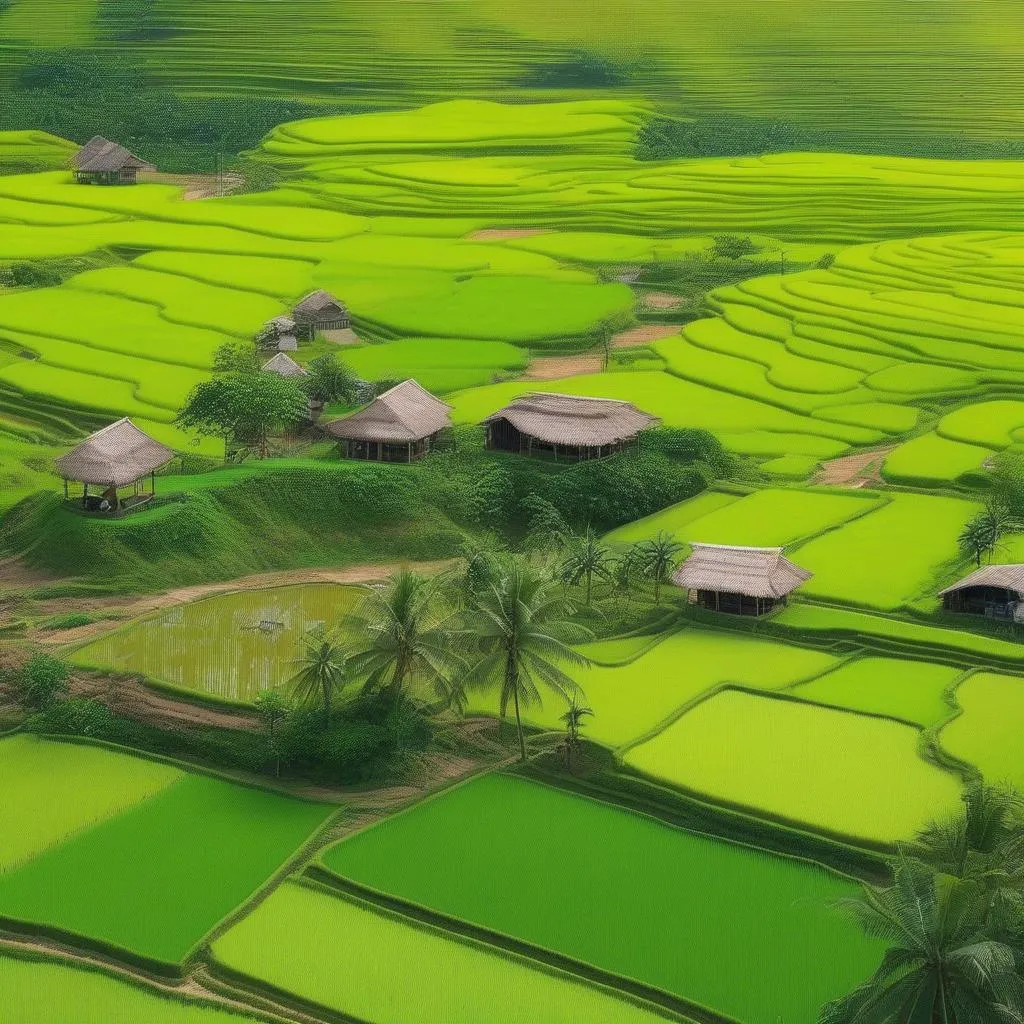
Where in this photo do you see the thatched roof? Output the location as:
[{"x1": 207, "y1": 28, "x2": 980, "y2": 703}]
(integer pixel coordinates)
[
  {"x1": 73, "y1": 136, "x2": 153, "y2": 173},
  {"x1": 673, "y1": 543, "x2": 812, "y2": 599},
  {"x1": 326, "y1": 379, "x2": 451, "y2": 443},
  {"x1": 269, "y1": 315, "x2": 296, "y2": 333},
  {"x1": 275, "y1": 334, "x2": 298, "y2": 351},
  {"x1": 293, "y1": 290, "x2": 347, "y2": 322},
  {"x1": 939, "y1": 564, "x2": 1024, "y2": 597},
  {"x1": 262, "y1": 352, "x2": 308, "y2": 378},
  {"x1": 55, "y1": 418, "x2": 173, "y2": 487},
  {"x1": 481, "y1": 392, "x2": 657, "y2": 446}
]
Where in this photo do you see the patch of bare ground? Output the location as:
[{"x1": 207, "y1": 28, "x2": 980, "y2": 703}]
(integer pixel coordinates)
[
  {"x1": 468, "y1": 227, "x2": 550, "y2": 241},
  {"x1": 612, "y1": 323, "x2": 682, "y2": 347},
  {"x1": 523, "y1": 352, "x2": 603, "y2": 380},
  {"x1": 320, "y1": 327, "x2": 360, "y2": 346},
  {"x1": 641, "y1": 291, "x2": 683, "y2": 311},
  {"x1": 813, "y1": 446, "x2": 895, "y2": 487},
  {"x1": 142, "y1": 171, "x2": 243, "y2": 200}
]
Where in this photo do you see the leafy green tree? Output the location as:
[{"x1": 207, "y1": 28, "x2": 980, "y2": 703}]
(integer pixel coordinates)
[
  {"x1": 820, "y1": 858, "x2": 1024, "y2": 1024},
  {"x1": 19, "y1": 653, "x2": 68, "y2": 710},
  {"x1": 466, "y1": 558, "x2": 592, "y2": 762},
  {"x1": 302, "y1": 352, "x2": 359, "y2": 407},
  {"x1": 348, "y1": 571, "x2": 465, "y2": 707},
  {"x1": 253, "y1": 688, "x2": 292, "y2": 776},
  {"x1": 520, "y1": 492, "x2": 572, "y2": 553},
  {"x1": 177, "y1": 371, "x2": 307, "y2": 457},
  {"x1": 288, "y1": 627, "x2": 351, "y2": 726},
  {"x1": 608, "y1": 549, "x2": 639, "y2": 612},
  {"x1": 213, "y1": 340, "x2": 261, "y2": 374},
  {"x1": 712, "y1": 234, "x2": 760, "y2": 260},
  {"x1": 633, "y1": 531, "x2": 685, "y2": 604},
  {"x1": 560, "y1": 698, "x2": 593, "y2": 770},
  {"x1": 593, "y1": 314, "x2": 631, "y2": 371},
  {"x1": 559, "y1": 529, "x2": 613, "y2": 605}
]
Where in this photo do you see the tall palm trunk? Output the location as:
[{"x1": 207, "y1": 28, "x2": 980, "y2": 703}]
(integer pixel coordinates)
[
  {"x1": 585, "y1": 567, "x2": 592, "y2": 606},
  {"x1": 388, "y1": 654, "x2": 409, "y2": 702},
  {"x1": 321, "y1": 678, "x2": 331, "y2": 726},
  {"x1": 507, "y1": 654, "x2": 526, "y2": 762}
]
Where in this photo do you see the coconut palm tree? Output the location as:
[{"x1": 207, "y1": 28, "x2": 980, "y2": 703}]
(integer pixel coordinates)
[
  {"x1": 348, "y1": 570, "x2": 465, "y2": 708},
  {"x1": 559, "y1": 529, "x2": 613, "y2": 605},
  {"x1": 560, "y1": 698, "x2": 594, "y2": 770},
  {"x1": 960, "y1": 501, "x2": 1022, "y2": 567},
  {"x1": 288, "y1": 627, "x2": 350, "y2": 726},
  {"x1": 608, "y1": 549, "x2": 639, "y2": 612},
  {"x1": 820, "y1": 858, "x2": 1024, "y2": 1024},
  {"x1": 466, "y1": 557, "x2": 593, "y2": 762},
  {"x1": 633, "y1": 531, "x2": 685, "y2": 604}
]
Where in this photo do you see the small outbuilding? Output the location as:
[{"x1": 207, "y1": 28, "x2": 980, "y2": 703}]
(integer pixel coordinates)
[
  {"x1": 73, "y1": 136, "x2": 154, "y2": 185},
  {"x1": 262, "y1": 352, "x2": 309, "y2": 378},
  {"x1": 292, "y1": 290, "x2": 350, "y2": 341},
  {"x1": 256, "y1": 316, "x2": 298, "y2": 352},
  {"x1": 672, "y1": 543, "x2": 812, "y2": 616},
  {"x1": 939, "y1": 564, "x2": 1024, "y2": 620},
  {"x1": 55, "y1": 418, "x2": 174, "y2": 514},
  {"x1": 325, "y1": 379, "x2": 451, "y2": 462},
  {"x1": 481, "y1": 392, "x2": 657, "y2": 460}
]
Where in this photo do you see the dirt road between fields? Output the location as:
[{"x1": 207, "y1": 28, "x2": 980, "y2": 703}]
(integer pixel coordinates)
[{"x1": 813, "y1": 447, "x2": 895, "y2": 487}]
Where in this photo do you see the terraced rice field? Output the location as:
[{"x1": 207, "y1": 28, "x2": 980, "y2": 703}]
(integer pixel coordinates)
[
  {"x1": 213, "y1": 883, "x2": 672, "y2": 1024},
  {"x1": 70, "y1": 584, "x2": 361, "y2": 702},
  {"x1": 319, "y1": 774, "x2": 883, "y2": 1024},
  {"x1": 623, "y1": 690, "x2": 963, "y2": 844},
  {"x1": 0, "y1": 736, "x2": 333, "y2": 964}
]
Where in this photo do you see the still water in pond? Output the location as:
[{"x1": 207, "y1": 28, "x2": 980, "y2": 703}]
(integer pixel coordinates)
[{"x1": 71, "y1": 585, "x2": 360, "y2": 702}]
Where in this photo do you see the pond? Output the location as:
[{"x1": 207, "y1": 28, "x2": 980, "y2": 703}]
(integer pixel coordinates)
[{"x1": 71, "y1": 584, "x2": 361, "y2": 703}]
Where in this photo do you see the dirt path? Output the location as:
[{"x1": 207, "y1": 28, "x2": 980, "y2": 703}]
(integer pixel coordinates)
[
  {"x1": 523, "y1": 352, "x2": 604, "y2": 380},
  {"x1": 813, "y1": 446, "x2": 895, "y2": 487},
  {"x1": 640, "y1": 291, "x2": 683, "y2": 311},
  {"x1": 612, "y1": 323, "x2": 682, "y2": 347},
  {"x1": 143, "y1": 171, "x2": 244, "y2": 200},
  {"x1": 468, "y1": 227, "x2": 549, "y2": 241}
]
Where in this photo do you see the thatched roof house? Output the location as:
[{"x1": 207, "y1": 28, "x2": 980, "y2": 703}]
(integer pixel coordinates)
[
  {"x1": 939, "y1": 564, "x2": 1024, "y2": 619},
  {"x1": 292, "y1": 290, "x2": 350, "y2": 339},
  {"x1": 256, "y1": 315, "x2": 298, "y2": 352},
  {"x1": 73, "y1": 136, "x2": 153, "y2": 185},
  {"x1": 326, "y1": 379, "x2": 451, "y2": 462},
  {"x1": 262, "y1": 352, "x2": 309, "y2": 378},
  {"x1": 56, "y1": 418, "x2": 173, "y2": 513},
  {"x1": 481, "y1": 392, "x2": 657, "y2": 460},
  {"x1": 673, "y1": 543, "x2": 812, "y2": 616}
]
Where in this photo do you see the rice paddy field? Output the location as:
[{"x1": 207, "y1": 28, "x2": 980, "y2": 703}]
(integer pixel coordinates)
[
  {"x1": 318, "y1": 774, "x2": 883, "y2": 1024},
  {"x1": 0, "y1": 736, "x2": 334, "y2": 965},
  {"x1": 69, "y1": 584, "x2": 361, "y2": 702}
]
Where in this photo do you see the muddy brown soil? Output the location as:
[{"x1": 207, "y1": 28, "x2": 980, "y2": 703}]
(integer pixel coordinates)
[
  {"x1": 612, "y1": 323, "x2": 682, "y2": 347},
  {"x1": 640, "y1": 291, "x2": 683, "y2": 311},
  {"x1": 468, "y1": 227, "x2": 549, "y2": 241},
  {"x1": 813, "y1": 447, "x2": 895, "y2": 487},
  {"x1": 523, "y1": 353, "x2": 604, "y2": 379}
]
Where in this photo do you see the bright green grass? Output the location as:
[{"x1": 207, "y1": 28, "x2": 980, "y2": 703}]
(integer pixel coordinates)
[
  {"x1": 0, "y1": 767, "x2": 333, "y2": 964},
  {"x1": 71, "y1": 584, "x2": 361, "y2": 703},
  {"x1": 794, "y1": 493, "x2": 981, "y2": 610},
  {"x1": 624, "y1": 690, "x2": 962, "y2": 844},
  {"x1": 0, "y1": 735, "x2": 181, "y2": 873},
  {"x1": 0, "y1": 955, "x2": 262, "y2": 1024},
  {"x1": 773, "y1": 604, "x2": 1024, "y2": 664},
  {"x1": 602, "y1": 489, "x2": 738, "y2": 546},
  {"x1": 576, "y1": 633, "x2": 668, "y2": 666},
  {"x1": 938, "y1": 399, "x2": 1024, "y2": 448},
  {"x1": 760, "y1": 453, "x2": 821, "y2": 479},
  {"x1": 882, "y1": 432, "x2": 991, "y2": 486},
  {"x1": 605, "y1": 487, "x2": 880, "y2": 549},
  {"x1": 213, "y1": 883, "x2": 670, "y2": 1024},
  {"x1": 464, "y1": 626, "x2": 838, "y2": 749},
  {"x1": 133, "y1": 250, "x2": 318, "y2": 301},
  {"x1": 792, "y1": 656, "x2": 961, "y2": 727},
  {"x1": 320, "y1": 774, "x2": 883, "y2": 1024},
  {"x1": 940, "y1": 671, "x2": 1024, "y2": 788}
]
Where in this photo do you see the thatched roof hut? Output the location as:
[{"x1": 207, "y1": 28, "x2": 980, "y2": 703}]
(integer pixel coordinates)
[
  {"x1": 73, "y1": 136, "x2": 153, "y2": 185},
  {"x1": 56, "y1": 418, "x2": 173, "y2": 513},
  {"x1": 262, "y1": 352, "x2": 308, "y2": 378},
  {"x1": 257, "y1": 315, "x2": 298, "y2": 352},
  {"x1": 326, "y1": 379, "x2": 451, "y2": 462},
  {"x1": 292, "y1": 290, "x2": 350, "y2": 339},
  {"x1": 939, "y1": 564, "x2": 1024, "y2": 619},
  {"x1": 481, "y1": 392, "x2": 656, "y2": 460},
  {"x1": 673, "y1": 543, "x2": 812, "y2": 616}
]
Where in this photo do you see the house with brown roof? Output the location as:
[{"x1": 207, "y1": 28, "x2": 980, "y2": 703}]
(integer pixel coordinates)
[
  {"x1": 325, "y1": 379, "x2": 451, "y2": 462},
  {"x1": 672, "y1": 543, "x2": 812, "y2": 616},
  {"x1": 56, "y1": 418, "x2": 173, "y2": 514},
  {"x1": 481, "y1": 392, "x2": 656, "y2": 461},
  {"x1": 72, "y1": 136, "x2": 154, "y2": 185},
  {"x1": 939, "y1": 564, "x2": 1024, "y2": 620},
  {"x1": 292, "y1": 290, "x2": 350, "y2": 340}
]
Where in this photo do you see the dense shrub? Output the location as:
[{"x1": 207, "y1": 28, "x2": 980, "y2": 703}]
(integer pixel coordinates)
[{"x1": 18, "y1": 653, "x2": 69, "y2": 710}]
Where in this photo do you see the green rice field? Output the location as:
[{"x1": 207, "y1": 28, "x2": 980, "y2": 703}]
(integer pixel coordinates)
[
  {"x1": 0, "y1": 737, "x2": 333, "y2": 964},
  {"x1": 70, "y1": 584, "x2": 361, "y2": 702},
  {"x1": 623, "y1": 690, "x2": 963, "y2": 844},
  {"x1": 320, "y1": 774, "x2": 882, "y2": 1024},
  {"x1": 213, "y1": 883, "x2": 672, "y2": 1024}
]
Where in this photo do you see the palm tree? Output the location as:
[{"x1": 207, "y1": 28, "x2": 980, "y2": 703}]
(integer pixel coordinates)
[
  {"x1": 288, "y1": 627, "x2": 350, "y2": 726},
  {"x1": 608, "y1": 549, "x2": 638, "y2": 612},
  {"x1": 466, "y1": 557, "x2": 593, "y2": 762},
  {"x1": 560, "y1": 698, "x2": 594, "y2": 770},
  {"x1": 348, "y1": 570, "x2": 465, "y2": 708},
  {"x1": 559, "y1": 529, "x2": 613, "y2": 605},
  {"x1": 960, "y1": 501, "x2": 1022, "y2": 566},
  {"x1": 820, "y1": 858, "x2": 1024, "y2": 1024},
  {"x1": 958, "y1": 518, "x2": 990, "y2": 568},
  {"x1": 633, "y1": 531, "x2": 685, "y2": 604}
]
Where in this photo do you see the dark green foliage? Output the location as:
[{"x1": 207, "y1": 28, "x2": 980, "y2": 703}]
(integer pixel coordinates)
[
  {"x1": 4, "y1": 262, "x2": 63, "y2": 289},
  {"x1": 212, "y1": 340, "x2": 261, "y2": 375},
  {"x1": 303, "y1": 353, "x2": 359, "y2": 405},
  {"x1": 18, "y1": 653, "x2": 69, "y2": 710},
  {"x1": 711, "y1": 235, "x2": 760, "y2": 261},
  {"x1": 521, "y1": 50, "x2": 634, "y2": 88},
  {"x1": 40, "y1": 612, "x2": 94, "y2": 630},
  {"x1": 817, "y1": 253, "x2": 837, "y2": 269}
]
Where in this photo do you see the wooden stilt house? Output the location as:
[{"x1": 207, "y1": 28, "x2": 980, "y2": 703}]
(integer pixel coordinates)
[
  {"x1": 292, "y1": 290, "x2": 350, "y2": 341},
  {"x1": 939, "y1": 565, "x2": 1024, "y2": 620},
  {"x1": 72, "y1": 137, "x2": 154, "y2": 185}
]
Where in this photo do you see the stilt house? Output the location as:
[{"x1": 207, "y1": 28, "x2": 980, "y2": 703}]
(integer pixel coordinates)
[
  {"x1": 292, "y1": 290, "x2": 350, "y2": 340},
  {"x1": 73, "y1": 137, "x2": 154, "y2": 185},
  {"x1": 939, "y1": 565, "x2": 1024, "y2": 620}
]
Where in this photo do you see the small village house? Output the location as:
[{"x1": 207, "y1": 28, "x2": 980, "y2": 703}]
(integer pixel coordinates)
[
  {"x1": 262, "y1": 352, "x2": 309, "y2": 379},
  {"x1": 326, "y1": 379, "x2": 451, "y2": 462},
  {"x1": 672, "y1": 543, "x2": 812, "y2": 616},
  {"x1": 55, "y1": 418, "x2": 173, "y2": 514},
  {"x1": 481, "y1": 392, "x2": 656, "y2": 460},
  {"x1": 292, "y1": 290, "x2": 350, "y2": 341},
  {"x1": 72, "y1": 136, "x2": 154, "y2": 185},
  {"x1": 256, "y1": 316, "x2": 299, "y2": 352},
  {"x1": 939, "y1": 565, "x2": 1024, "y2": 620}
]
